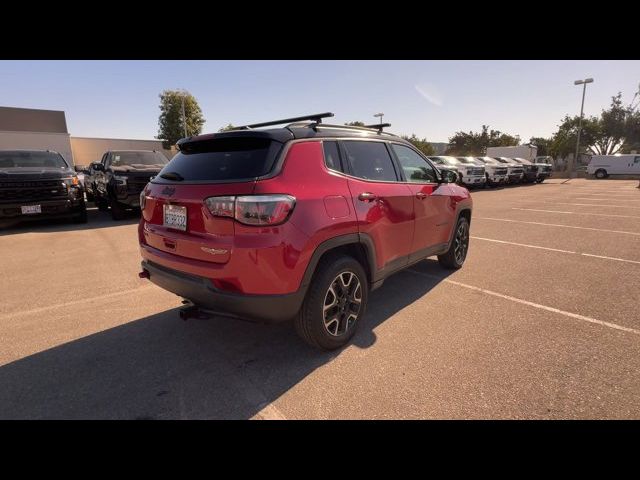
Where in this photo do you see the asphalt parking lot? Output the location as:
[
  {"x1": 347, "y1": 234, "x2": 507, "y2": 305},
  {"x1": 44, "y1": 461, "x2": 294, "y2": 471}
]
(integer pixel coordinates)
[{"x1": 1, "y1": 178, "x2": 639, "y2": 419}]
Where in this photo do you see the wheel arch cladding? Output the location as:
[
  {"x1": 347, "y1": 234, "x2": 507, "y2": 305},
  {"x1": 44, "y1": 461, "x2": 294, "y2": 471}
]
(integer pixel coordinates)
[{"x1": 300, "y1": 234, "x2": 376, "y2": 290}]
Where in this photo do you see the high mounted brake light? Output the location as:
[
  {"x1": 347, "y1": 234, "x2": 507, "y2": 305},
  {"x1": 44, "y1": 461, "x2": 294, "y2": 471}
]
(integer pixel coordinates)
[{"x1": 205, "y1": 195, "x2": 296, "y2": 226}]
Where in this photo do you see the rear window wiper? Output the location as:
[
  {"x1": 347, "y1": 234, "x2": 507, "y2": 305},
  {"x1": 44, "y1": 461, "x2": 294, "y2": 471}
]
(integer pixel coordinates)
[{"x1": 160, "y1": 171, "x2": 184, "y2": 181}]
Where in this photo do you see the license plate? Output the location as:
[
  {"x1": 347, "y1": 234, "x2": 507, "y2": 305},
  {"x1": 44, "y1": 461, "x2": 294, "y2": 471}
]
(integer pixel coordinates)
[
  {"x1": 21, "y1": 205, "x2": 41, "y2": 214},
  {"x1": 163, "y1": 204, "x2": 187, "y2": 231}
]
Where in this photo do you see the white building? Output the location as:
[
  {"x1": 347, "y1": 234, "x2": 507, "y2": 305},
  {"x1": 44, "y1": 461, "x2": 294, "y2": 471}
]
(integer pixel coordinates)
[{"x1": 0, "y1": 106, "x2": 174, "y2": 167}]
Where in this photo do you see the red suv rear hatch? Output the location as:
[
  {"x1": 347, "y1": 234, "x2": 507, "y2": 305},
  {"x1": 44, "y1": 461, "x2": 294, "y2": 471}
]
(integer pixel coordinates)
[{"x1": 140, "y1": 136, "x2": 284, "y2": 264}]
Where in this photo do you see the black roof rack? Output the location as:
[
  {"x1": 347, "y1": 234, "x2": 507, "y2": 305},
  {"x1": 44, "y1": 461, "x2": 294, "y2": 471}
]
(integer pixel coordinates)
[
  {"x1": 363, "y1": 123, "x2": 392, "y2": 133},
  {"x1": 235, "y1": 112, "x2": 334, "y2": 130}
]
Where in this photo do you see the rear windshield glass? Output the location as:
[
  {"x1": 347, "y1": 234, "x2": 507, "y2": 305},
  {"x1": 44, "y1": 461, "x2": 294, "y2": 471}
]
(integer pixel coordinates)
[
  {"x1": 0, "y1": 151, "x2": 68, "y2": 169},
  {"x1": 156, "y1": 137, "x2": 281, "y2": 182},
  {"x1": 111, "y1": 151, "x2": 168, "y2": 167}
]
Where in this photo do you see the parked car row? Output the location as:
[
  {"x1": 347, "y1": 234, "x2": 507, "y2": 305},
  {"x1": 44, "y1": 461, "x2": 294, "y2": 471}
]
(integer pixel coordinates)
[
  {"x1": 0, "y1": 149, "x2": 169, "y2": 226},
  {"x1": 80, "y1": 150, "x2": 169, "y2": 220},
  {"x1": 427, "y1": 156, "x2": 552, "y2": 188},
  {"x1": 0, "y1": 150, "x2": 88, "y2": 224}
]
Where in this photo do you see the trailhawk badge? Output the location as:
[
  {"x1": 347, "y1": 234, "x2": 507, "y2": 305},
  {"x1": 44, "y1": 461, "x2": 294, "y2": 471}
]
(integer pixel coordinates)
[{"x1": 201, "y1": 247, "x2": 228, "y2": 255}]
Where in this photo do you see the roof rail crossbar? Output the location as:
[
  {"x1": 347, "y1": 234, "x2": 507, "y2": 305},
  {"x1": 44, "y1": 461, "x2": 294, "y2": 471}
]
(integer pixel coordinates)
[
  {"x1": 363, "y1": 123, "x2": 392, "y2": 133},
  {"x1": 235, "y1": 112, "x2": 334, "y2": 130}
]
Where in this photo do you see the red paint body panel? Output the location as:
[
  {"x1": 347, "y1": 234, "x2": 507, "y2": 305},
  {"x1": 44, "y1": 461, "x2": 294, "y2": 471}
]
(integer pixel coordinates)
[
  {"x1": 138, "y1": 137, "x2": 472, "y2": 302},
  {"x1": 345, "y1": 176, "x2": 415, "y2": 270}
]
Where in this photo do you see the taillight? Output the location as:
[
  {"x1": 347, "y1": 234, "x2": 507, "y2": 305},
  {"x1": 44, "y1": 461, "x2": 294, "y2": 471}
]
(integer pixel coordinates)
[
  {"x1": 204, "y1": 196, "x2": 235, "y2": 218},
  {"x1": 205, "y1": 195, "x2": 296, "y2": 226},
  {"x1": 140, "y1": 185, "x2": 150, "y2": 210}
]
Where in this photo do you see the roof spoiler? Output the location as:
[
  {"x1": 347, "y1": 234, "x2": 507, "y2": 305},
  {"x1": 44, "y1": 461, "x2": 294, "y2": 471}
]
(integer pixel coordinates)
[{"x1": 235, "y1": 112, "x2": 335, "y2": 130}]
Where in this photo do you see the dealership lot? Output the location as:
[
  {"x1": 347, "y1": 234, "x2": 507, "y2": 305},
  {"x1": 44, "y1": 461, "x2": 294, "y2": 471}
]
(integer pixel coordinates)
[{"x1": 1, "y1": 178, "x2": 639, "y2": 419}]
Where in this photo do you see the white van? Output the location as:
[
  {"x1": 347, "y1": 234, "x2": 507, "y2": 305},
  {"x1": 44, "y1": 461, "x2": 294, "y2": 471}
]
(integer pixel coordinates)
[{"x1": 586, "y1": 154, "x2": 640, "y2": 179}]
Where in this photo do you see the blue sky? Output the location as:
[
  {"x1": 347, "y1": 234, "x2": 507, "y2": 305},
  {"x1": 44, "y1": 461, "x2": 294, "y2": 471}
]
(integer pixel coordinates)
[{"x1": 1, "y1": 60, "x2": 638, "y2": 143}]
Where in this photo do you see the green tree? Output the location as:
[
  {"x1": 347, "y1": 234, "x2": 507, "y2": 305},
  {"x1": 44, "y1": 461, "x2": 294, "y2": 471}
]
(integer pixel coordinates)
[
  {"x1": 548, "y1": 115, "x2": 600, "y2": 159},
  {"x1": 401, "y1": 134, "x2": 435, "y2": 156},
  {"x1": 529, "y1": 137, "x2": 553, "y2": 157},
  {"x1": 549, "y1": 92, "x2": 640, "y2": 158},
  {"x1": 625, "y1": 109, "x2": 640, "y2": 152},
  {"x1": 345, "y1": 121, "x2": 365, "y2": 126},
  {"x1": 157, "y1": 89, "x2": 205, "y2": 149},
  {"x1": 218, "y1": 123, "x2": 236, "y2": 132},
  {"x1": 445, "y1": 125, "x2": 520, "y2": 155}
]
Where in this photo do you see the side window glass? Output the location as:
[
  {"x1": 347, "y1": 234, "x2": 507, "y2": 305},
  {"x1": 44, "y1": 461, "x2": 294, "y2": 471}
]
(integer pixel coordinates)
[
  {"x1": 342, "y1": 141, "x2": 398, "y2": 182},
  {"x1": 392, "y1": 144, "x2": 438, "y2": 183},
  {"x1": 323, "y1": 141, "x2": 343, "y2": 172}
]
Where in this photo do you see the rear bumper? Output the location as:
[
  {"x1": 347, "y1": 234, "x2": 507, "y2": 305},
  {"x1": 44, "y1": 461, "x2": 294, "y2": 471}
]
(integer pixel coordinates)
[
  {"x1": 0, "y1": 198, "x2": 84, "y2": 221},
  {"x1": 141, "y1": 259, "x2": 304, "y2": 323}
]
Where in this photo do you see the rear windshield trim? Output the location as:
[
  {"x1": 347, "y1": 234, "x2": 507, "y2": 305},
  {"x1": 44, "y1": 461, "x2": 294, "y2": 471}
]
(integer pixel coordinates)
[{"x1": 151, "y1": 139, "x2": 285, "y2": 185}]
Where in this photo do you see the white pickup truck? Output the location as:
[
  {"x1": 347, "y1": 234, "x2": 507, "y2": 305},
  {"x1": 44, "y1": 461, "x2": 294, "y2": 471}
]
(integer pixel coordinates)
[
  {"x1": 474, "y1": 156, "x2": 509, "y2": 186},
  {"x1": 428, "y1": 156, "x2": 486, "y2": 187}
]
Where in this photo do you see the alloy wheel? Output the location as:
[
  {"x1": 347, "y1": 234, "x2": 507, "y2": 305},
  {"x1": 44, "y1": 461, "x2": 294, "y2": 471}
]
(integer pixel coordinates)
[
  {"x1": 454, "y1": 221, "x2": 469, "y2": 264},
  {"x1": 322, "y1": 271, "x2": 362, "y2": 337}
]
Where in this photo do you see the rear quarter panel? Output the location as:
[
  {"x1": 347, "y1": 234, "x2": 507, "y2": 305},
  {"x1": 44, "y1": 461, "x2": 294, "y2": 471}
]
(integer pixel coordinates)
[{"x1": 252, "y1": 140, "x2": 359, "y2": 287}]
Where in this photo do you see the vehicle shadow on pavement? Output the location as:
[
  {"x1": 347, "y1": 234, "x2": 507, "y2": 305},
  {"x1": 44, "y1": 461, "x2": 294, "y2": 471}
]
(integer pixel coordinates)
[
  {"x1": 0, "y1": 259, "x2": 453, "y2": 420},
  {"x1": 0, "y1": 208, "x2": 139, "y2": 236}
]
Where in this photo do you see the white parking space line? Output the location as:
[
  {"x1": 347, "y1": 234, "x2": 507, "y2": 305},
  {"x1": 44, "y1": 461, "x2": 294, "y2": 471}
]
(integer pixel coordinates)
[
  {"x1": 546, "y1": 202, "x2": 640, "y2": 210},
  {"x1": 574, "y1": 198, "x2": 640, "y2": 203},
  {"x1": 574, "y1": 193, "x2": 640, "y2": 197},
  {"x1": 512, "y1": 200, "x2": 640, "y2": 209},
  {"x1": 471, "y1": 236, "x2": 576, "y2": 254},
  {"x1": 580, "y1": 253, "x2": 640, "y2": 265},
  {"x1": 407, "y1": 270, "x2": 640, "y2": 336},
  {"x1": 476, "y1": 217, "x2": 640, "y2": 236},
  {"x1": 512, "y1": 208, "x2": 640, "y2": 219},
  {"x1": 251, "y1": 403, "x2": 287, "y2": 420},
  {"x1": 0, "y1": 285, "x2": 155, "y2": 321},
  {"x1": 471, "y1": 236, "x2": 640, "y2": 265}
]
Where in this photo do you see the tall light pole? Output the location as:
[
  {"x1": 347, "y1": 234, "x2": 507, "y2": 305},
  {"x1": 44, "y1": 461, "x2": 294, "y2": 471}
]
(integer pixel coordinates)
[
  {"x1": 177, "y1": 89, "x2": 188, "y2": 138},
  {"x1": 571, "y1": 78, "x2": 594, "y2": 174},
  {"x1": 373, "y1": 112, "x2": 384, "y2": 125}
]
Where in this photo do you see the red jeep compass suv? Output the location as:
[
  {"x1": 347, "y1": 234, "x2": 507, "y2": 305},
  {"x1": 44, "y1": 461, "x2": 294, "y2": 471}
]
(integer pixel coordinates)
[{"x1": 138, "y1": 113, "x2": 472, "y2": 350}]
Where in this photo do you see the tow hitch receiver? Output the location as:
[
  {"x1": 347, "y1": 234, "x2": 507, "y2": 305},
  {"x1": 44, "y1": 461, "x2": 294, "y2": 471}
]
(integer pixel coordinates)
[{"x1": 178, "y1": 304, "x2": 212, "y2": 321}]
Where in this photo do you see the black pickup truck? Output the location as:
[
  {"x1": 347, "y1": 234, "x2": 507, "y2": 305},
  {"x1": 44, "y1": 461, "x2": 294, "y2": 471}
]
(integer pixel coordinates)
[
  {"x1": 92, "y1": 150, "x2": 169, "y2": 220},
  {"x1": 0, "y1": 150, "x2": 87, "y2": 225}
]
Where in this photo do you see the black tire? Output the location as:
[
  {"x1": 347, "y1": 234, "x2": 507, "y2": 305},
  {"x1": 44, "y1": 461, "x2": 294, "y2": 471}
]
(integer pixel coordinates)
[
  {"x1": 595, "y1": 169, "x2": 608, "y2": 179},
  {"x1": 72, "y1": 201, "x2": 88, "y2": 224},
  {"x1": 537, "y1": 177, "x2": 545, "y2": 183},
  {"x1": 295, "y1": 254, "x2": 368, "y2": 350},
  {"x1": 85, "y1": 190, "x2": 95, "y2": 202},
  {"x1": 96, "y1": 194, "x2": 109, "y2": 211},
  {"x1": 110, "y1": 199, "x2": 127, "y2": 220},
  {"x1": 438, "y1": 216, "x2": 470, "y2": 270}
]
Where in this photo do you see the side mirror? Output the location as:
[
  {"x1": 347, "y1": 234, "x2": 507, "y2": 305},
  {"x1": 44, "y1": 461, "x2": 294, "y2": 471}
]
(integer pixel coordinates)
[
  {"x1": 440, "y1": 169, "x2": 458, "y2": 184},
  {"x1": 92, "y1": 163, "x2": 105, "y2": 172}
]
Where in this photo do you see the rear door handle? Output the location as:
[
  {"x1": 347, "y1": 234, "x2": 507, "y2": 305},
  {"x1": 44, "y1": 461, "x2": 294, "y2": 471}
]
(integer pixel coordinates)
[
  {"x1": 416, "y1": 192, "x2": 428, "y2": 199},
  {"x1": 358, "y1": 192, "x2": 377, "y2": 202}
]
